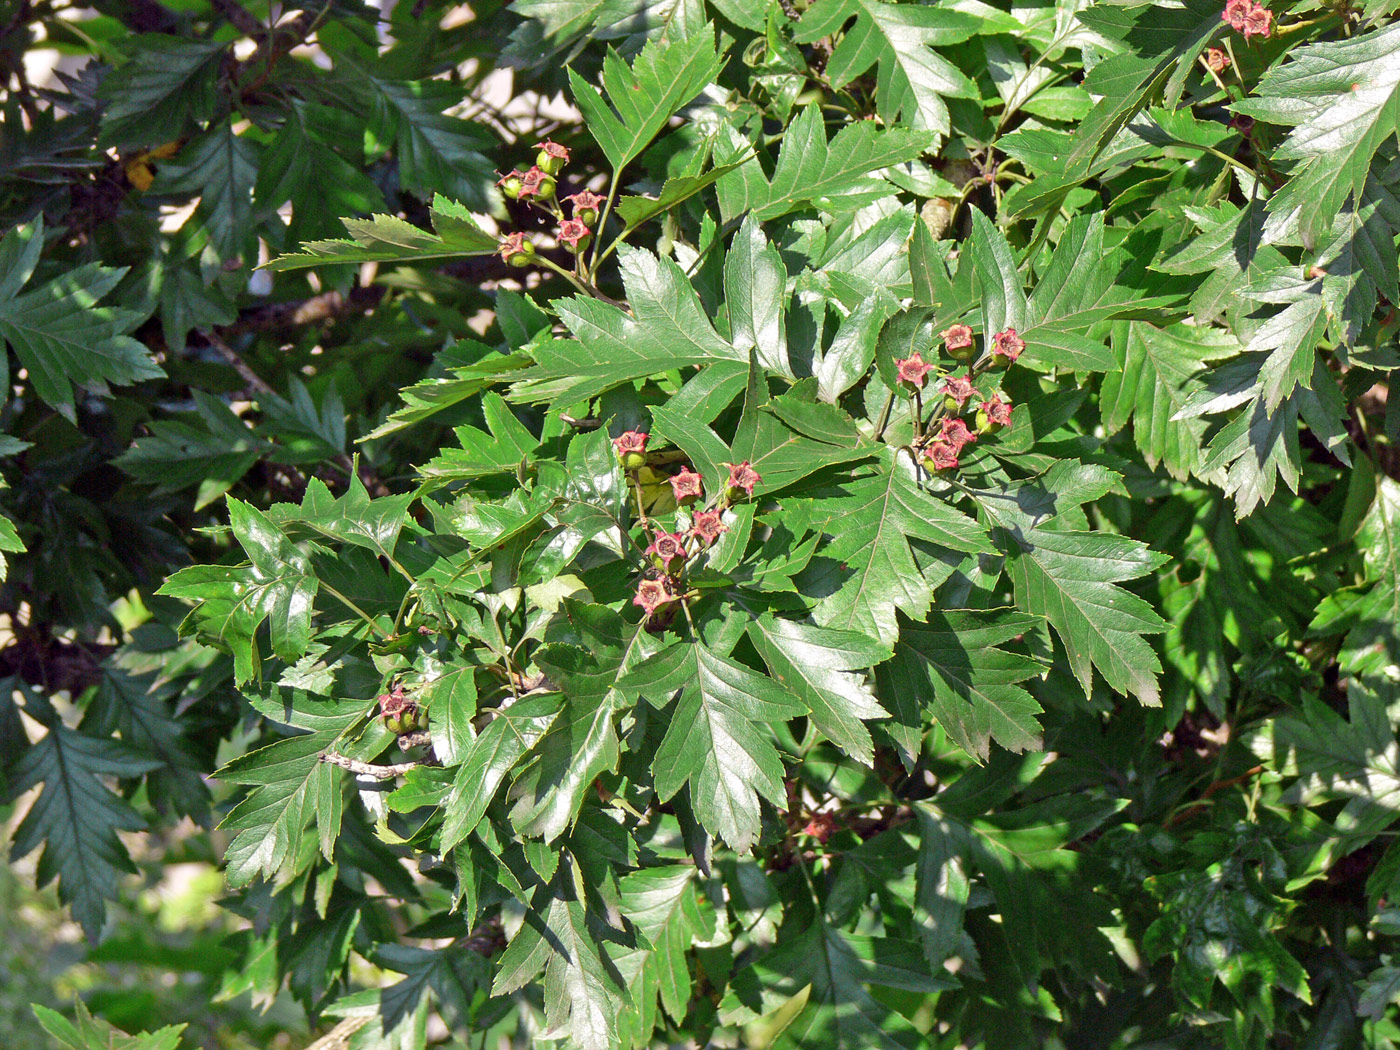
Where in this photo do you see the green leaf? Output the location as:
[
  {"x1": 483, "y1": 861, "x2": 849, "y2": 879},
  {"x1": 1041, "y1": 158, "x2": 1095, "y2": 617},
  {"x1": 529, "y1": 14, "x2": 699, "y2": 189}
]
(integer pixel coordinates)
[
  {"x1": 365, "y1": 346, "x2": 534, "y2": 440},
  {"x1": 879, "y1": 609, "x2": 1046, "y2": 762},
  {"x1": 33, "y1": 1002, "x2": 186, "y2": 1050},
  {"x1": 349, "y1": 68, "x2": 497, "y2": 207},
  {"x1": 610, "y1": 866, "x2": 715, "y2": 1040},
  {"x1": 568, "y1": 24, "x2": 726, "y2": 170},
  {"x1": 495, "y1": 888, "x2": 630, "y2": 1050},
  {"x1": 150, "y1": 123, "x2": 258, "y2": 259},
  {"x1": 114, "y1": 389, "x2": 270, "y2": 509},
  {"x1": 1338, "y1": 477, "x2": 1400, "y2": 679},
  {"x1": 269, "y1": 475, "x2": 416, "y2": 560},
  {"x1": 265, "y1": 196, "x2": 498, "y2": 272},
  {"x1": 725, "y1": 917, "x2": 954, "y2": 1049},
  {"x1": 0, "y1": 219, "x2": 164, "y2": 417},
  {"x1": 158, "y1": 499, "x2": 320, "y2": 683},
  {"x1": 621, "y1": 640, "x2": 805, "y2": 851},
  {"x1": 724, "y1": 216, "x2": 792, "y2": 377},
  {"x1": 913, "y1": 808, "x2": 970, "y2": 970},
  {"x1": 1236, "y1": 21, "x2": 1400, "y2": 243},
  {"x1": 82, "y1": 667, "x2": 210, "y2": 824},
  {"x1": 786, "y1": 447, "x2": 994, "y2": 646},
  {"x1": 746, "y1": 614, "x2": 889, "y2": 764},
  {"x1": 716, "y1": 106, "x2": 926, "y2": 222},
  {"x1": 1067, "y1": 0, "x2": 1222, "y2": 174},
  {"x1": 97, "y1": 35, "x2": 223, "y2": 147},
  {"x1": 421, "y1": 392, "x2": 540, "y2": 481},
  {"x1": 615, "y1": 160, "x2": 749, "y2": 231},
  {"x1": 440, "y1": 693, "x2": 562, "y2": 850},
  {"x1": 216, "y1": 731, "x2": 344, "y2": 886},
  {"x1": 7, "y1": 723, "x2": 162, "y2": 939},
  {"x1": 994, "y1": 525, "x2": 1170, "y2": 705},
  {"x1": 793, "y1": 0, "x2": 987, "y2": 136},
  {"x1": 0, "y1": 509, "x2": 25, "y2": 581},
  {"x1": 1100, "y1": 322, "x2": 1243, "y2": 480},
  {"x1": 513, "y1": 246, "x2": 745, "y2": 404}
]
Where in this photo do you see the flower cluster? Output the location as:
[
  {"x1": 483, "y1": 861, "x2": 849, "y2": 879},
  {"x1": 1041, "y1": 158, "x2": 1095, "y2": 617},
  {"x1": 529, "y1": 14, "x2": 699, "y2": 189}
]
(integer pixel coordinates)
[
  {"x1": 1222, "y1": 0, "x2": 1272, "y2": 39},
  {"x1": 890, "y1": 324, "x2": 1023, "y2": 476},
  {"x1": 495, "y1": 138, "x2": 599, "y2": 265},
  {"x1": 617, "y1": 433, "x2": 758, "y2": 625}
]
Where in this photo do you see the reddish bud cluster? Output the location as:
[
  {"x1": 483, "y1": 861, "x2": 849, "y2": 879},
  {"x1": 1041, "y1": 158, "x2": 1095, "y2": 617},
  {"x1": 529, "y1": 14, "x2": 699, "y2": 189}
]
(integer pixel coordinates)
[{"x1": 1223, "y1": 0, "x2": 1272, "y2": 38}]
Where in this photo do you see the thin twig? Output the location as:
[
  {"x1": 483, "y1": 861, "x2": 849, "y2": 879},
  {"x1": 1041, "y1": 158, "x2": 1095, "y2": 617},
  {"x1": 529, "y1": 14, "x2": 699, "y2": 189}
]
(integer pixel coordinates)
[{"x1": 320, "y1": 751, "x2": 423, "y2": 778}]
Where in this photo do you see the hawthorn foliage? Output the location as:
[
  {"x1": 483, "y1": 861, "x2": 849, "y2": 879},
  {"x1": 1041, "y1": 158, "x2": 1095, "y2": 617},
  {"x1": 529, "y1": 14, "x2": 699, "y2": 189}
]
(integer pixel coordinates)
[{"x1": 3, "y1": 1, "x2": 1400, "y2": 1048}]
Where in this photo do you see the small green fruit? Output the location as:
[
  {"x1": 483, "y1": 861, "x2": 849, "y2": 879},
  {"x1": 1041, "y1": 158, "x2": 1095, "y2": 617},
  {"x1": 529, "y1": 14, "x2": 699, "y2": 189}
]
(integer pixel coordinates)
[
  {"x1": 537, "y1": 151, "x2": 564, "y2": 175},
  {"x1": 537, "y1": 174, "x2": 556, "y2": 199},
  {"x1": 499, "y1": 175, "x2": 522, "y2": 199},
  {"x1": 620, "y1": 450, "x2": 646, "y2": 470}
]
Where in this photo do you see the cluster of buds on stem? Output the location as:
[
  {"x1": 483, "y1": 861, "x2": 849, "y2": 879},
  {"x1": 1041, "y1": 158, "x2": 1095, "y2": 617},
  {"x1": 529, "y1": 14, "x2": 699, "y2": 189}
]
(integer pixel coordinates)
[
  {"x1": 616, "y1": 430, "x2": 759, "y2": 628},
  {"x1": 1222, "y1": 0, "x2": 1272, "y2": 38},
  {"x1": 893, "y1": 323, "x2": 1023, "y2": 477},
  {"x1": 495, "y1": 139, "x2": 600, "y2": 266}
]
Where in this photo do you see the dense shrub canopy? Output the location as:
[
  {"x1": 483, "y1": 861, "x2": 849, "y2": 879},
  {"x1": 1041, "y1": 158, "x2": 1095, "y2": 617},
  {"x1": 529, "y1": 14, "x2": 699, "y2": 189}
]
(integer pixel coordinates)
[{"x1": 3, "y1": 1, "x2": 1400, "y2": 1048}]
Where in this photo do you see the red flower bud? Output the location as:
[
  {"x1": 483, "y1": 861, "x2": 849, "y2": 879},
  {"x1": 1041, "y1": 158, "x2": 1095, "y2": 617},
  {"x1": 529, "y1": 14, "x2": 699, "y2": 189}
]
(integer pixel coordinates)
[
  {"x1": 924, "y1": 441, "x2": 959, "y2": 473},
  {"x1": 632, "y1": 576, "x2": 676, "y2": 618},
  {"x1": 722, "y1": 461, "x2": 761, "y2": 500},
  {"x1": 690, "y1": 509, "x2": 728, "y2": 546},
  {"x1": 940, "y1": 323, "x2": 976, "y2": 362},
  {"x1": 894, "y1": 351, "x2": 935, "y2": 390},
  {"x1": 669, "y1": 467, "x2": 703, "y2": 504},
  {"x1": 990, "y1": 327, "x2": 1024, "y2": 366},
  {"x1": 941, "y1": 374, "x2": 975, "y2": 410},
  {"x1": 558, "y1": 218, "x2": 592, "y2": 253}
]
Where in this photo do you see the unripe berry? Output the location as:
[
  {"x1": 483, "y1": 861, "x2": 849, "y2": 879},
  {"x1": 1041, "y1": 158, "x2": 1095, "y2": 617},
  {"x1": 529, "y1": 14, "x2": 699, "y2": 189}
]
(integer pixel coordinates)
[
  {"x1": 535, "y1": 139, "x2": 570, "y2": 175},
  {"x1": 500, "y1": 175, "x2": 522, "y2": 199},
  {"x1": 537, "y1": 174, "x2": 556, "y2": 199},
  {"x1": 621, "y1": 450, "x2": 646, "y2": 470}
]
